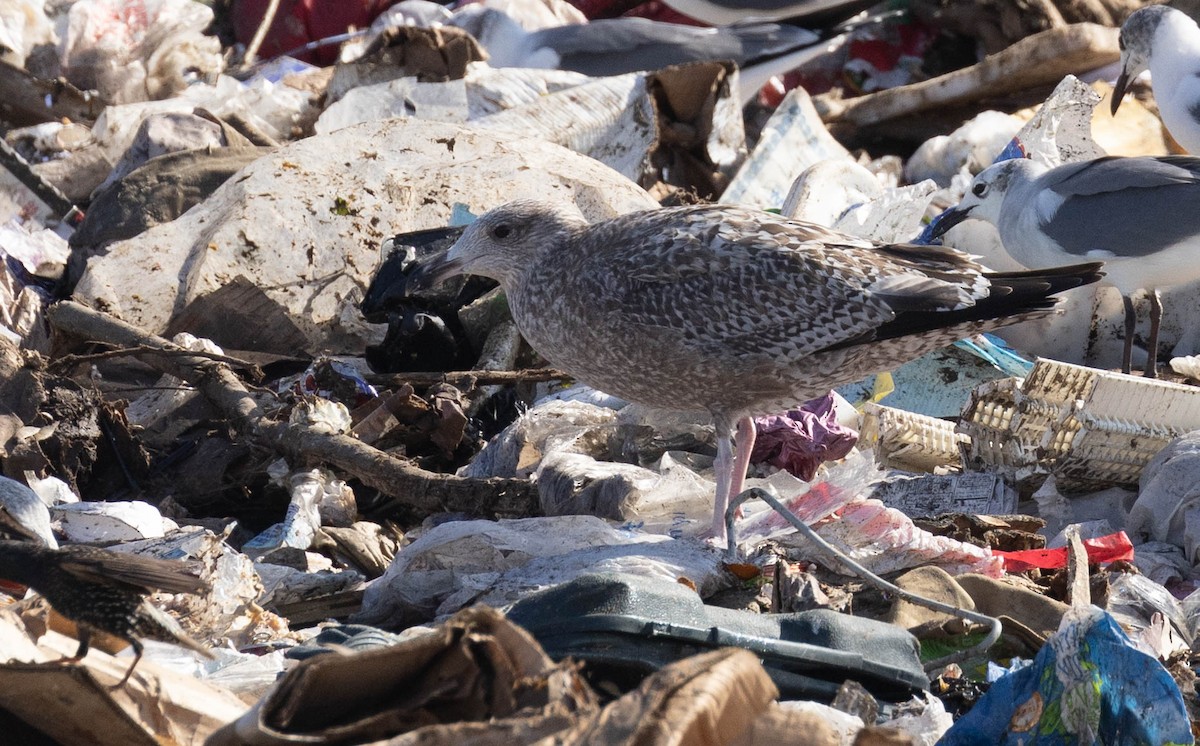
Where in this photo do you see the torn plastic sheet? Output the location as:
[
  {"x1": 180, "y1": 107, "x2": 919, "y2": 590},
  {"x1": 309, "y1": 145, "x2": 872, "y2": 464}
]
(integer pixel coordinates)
[
  {"x1": 793, "y1": 498, "x2": 1004, "y2": 577},
  {"x1": 736, "y1": 452, "x2": 1004, "y2": 577},
  {"x1": 459, "y1": 399, "x2": 619, "y2": 480},
  {"x1": 355, "y1": 515, "x2": 727, "y2": 629},
  {"x1": 781, "y1": 159, "x2": 938, "y2": 243},
  {"x1": 318, "y1": 61, "x2": 746, "y2": 189},
  {"x1": 62, "y1": 0, "x2": 224, "y2": 105},
  {"x1": 721, "y1": 86, "x2": 849, "y2": 209},
  {"x1": 458, "y1": 399, "x2": 719, "y2": 538},
  {"x1": 1129, "y1": 430, "x2": 1200, "y2": 565},
  {"x1": 1106, "y1": 572, "x2": 1193, "y2": 659},
  {"x1": 111, "y1": 527, "x2": 279, "y2": 648},
  {"x1": 537, "y1": 450, "x2": 717, "y2": 539}
]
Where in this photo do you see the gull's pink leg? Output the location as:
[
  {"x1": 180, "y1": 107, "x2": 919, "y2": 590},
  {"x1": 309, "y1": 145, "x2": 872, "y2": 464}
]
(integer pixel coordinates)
[
  {"x1": 729, "y1": 415, "x2": 757, "y2": 501},
  {"x1": 710, "y1": 417, "x2": 734, "y2": 543}
]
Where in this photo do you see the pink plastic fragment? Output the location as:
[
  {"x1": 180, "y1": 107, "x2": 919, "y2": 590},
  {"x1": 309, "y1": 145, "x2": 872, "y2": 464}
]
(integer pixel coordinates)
[{"x1": 735, "y1": 452, "x2": 1004, "y2": 577}]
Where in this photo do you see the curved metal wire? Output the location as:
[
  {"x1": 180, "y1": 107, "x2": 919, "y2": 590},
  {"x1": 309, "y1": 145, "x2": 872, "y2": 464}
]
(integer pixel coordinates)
[{"x1": 726, "y1": 487, "x2": 1002, "y2": 671}]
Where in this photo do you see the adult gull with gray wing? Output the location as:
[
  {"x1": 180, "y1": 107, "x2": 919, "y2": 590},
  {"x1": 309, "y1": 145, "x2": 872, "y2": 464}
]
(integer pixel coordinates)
[{"x1": 932, "y1": 155, "x2": 1200, "y2": 377}]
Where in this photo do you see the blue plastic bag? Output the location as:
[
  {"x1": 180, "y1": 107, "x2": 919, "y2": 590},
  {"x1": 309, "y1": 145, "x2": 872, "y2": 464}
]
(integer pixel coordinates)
[{"x1": 939, "y1": 605, "x2": 1193, "y2": 745}]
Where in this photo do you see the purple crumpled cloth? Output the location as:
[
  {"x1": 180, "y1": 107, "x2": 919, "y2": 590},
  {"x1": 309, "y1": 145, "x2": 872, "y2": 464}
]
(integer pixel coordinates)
[{"x1": 750, "y1": 392, "x2": 859, "y2": 480}]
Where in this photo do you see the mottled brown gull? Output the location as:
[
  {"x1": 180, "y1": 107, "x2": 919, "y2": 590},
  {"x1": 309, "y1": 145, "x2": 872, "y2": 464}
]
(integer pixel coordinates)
[{"x1": 411, "y1": 201, "x2": 1103, "y2": 542}]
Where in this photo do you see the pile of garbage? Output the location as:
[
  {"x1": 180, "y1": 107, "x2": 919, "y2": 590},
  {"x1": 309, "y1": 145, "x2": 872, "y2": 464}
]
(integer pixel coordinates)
[{"x1": 0, "y1": 0, "x2": 1197, "y2": 743}]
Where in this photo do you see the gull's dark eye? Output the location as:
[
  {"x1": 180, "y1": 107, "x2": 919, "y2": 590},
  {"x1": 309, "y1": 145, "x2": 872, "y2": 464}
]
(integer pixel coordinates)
[
  {"x1": 972, "y1": 182, "x2": 988, "y2": 198},
  {"x1": 492, "y1": 224, "x2": 512, "y2": 239}
]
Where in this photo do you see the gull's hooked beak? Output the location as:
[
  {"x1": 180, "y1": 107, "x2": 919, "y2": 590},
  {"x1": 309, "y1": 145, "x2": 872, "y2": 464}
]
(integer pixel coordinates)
[
  {"x1": 396, "y1": 226, "x2": 469, "y2": 294},
  {"x1": 1104, "y1": 50, "x2": 1132, "y2": 116},
  {"x1": 1111, "y1": 63, "x2": 1131, "y2": 116},
  {"x1": 928, "y1": 205, "x2": 975, "y2": 241},
  {"x1": 405, "y1": 251, "x2": 466, "y2": 292}
]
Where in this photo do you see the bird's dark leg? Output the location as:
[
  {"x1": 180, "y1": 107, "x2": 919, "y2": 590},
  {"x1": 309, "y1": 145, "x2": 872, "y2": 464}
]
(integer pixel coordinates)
[
  {"x1": 710, "y1": 416, "x2": 734, "y2": 544},
  {"x1": 111, "y1": 637, "x2": 143, "y2": 689},
  {"x1": 1122, "y1": 294, "x2": 1136, "y2": 375},
  {"x1": 62, "y1": 627, "x2": 90, "y2": 663},
  {"x1": 1144, "y1": 289, "x2": 1163, "y2": 379}
]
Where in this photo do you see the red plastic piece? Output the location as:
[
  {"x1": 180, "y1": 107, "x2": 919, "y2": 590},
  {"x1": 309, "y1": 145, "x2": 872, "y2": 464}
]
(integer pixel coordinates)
[
  {"x1": 232, "y1": 0, "x2": 400, "y2": 65},
  {"x1": 995, "y1": 531, "x2": 1135, "y2": 573}
]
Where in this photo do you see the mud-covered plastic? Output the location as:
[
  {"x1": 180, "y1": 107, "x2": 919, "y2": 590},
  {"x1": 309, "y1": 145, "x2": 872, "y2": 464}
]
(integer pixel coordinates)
[{"x1": 506, "y1": 572, "x2": 929, "y2": 703}]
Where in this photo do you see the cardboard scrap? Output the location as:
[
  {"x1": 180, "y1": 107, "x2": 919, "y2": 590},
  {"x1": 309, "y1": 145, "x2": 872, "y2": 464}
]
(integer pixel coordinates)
[
  {"x1": 564, "y1": 647, "x2": 781, "y2": 745},
  {"x1": 0, "y1": 609, "x2": 246, "y2": 746},
  {"x1": 206, "y1": 604, "x2": 814, "y2": 745},
  {"x1": 208, "y1": 606, "x2": 598, "y2": 745}
]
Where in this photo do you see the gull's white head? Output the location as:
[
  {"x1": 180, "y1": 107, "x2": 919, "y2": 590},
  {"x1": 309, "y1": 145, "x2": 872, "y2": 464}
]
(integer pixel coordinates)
[
  {"x1": 931, "y1": 158, "x2": 1039, "y2": 237},
  {"x1": 1112, "y1": 5, "x2": 1195, "y2": 115},
  {"x1": 409, "y1": 200, "x2": 587, "y2": 289}
]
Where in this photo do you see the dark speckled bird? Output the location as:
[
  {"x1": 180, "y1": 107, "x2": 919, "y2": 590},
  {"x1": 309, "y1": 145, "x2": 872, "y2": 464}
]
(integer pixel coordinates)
[
  {"x1": 410, "y1": 201, "x2": 1104, "y2": 542},
  {"x1": 0, "y1": 540, "x2": 213, "y2": 686}
]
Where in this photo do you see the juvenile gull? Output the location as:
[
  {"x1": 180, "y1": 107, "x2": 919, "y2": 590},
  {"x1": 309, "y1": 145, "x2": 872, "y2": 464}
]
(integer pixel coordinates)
[
  {"x1": 412, "y1": 201, "x2": 1102, "y2": 541},
  {"x1": 932, "y1": 155, "x2": 1200, "y2": 377},
  {"x1": 1112, "y1": 5, "x2": 1200, "y2": 153}
]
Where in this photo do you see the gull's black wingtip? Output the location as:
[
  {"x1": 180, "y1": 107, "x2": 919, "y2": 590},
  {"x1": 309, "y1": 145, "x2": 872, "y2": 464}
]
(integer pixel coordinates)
[{"x1": 987, "y1": 261, "x2": 1106, "y2": 295}]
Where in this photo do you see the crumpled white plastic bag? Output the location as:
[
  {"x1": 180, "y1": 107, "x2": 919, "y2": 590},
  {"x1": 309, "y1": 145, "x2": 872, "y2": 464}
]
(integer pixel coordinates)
[{"x1": 61, "y1": 0, "x2": 223, "y2": 103}]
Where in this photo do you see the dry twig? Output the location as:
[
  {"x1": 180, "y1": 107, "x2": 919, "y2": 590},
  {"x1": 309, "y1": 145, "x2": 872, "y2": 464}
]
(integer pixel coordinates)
[
  {"x1": 365, "y1": 368, "x2": 573, "y2": 389},
  {"x1": 242, "y1": 0, "x2": 282, "y2": 68},
  {"x1": 47, "y1": 301, "x2": 539, "y2": 518},
  {"x1": 52, "y1": 345, "x2": 264, "y2": 382}
]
